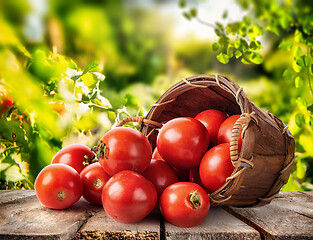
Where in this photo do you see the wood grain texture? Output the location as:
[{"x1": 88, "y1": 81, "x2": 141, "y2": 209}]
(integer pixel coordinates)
[
  {"x1": 0, "y1": 190, "x2": 35, "y2": 204},
  {"x1": 225, "y1": 191, "x2": 313, "y2": 240},
  {"x1": 164, "y1": 207, "x2": 260, "y2": 240},
  {"x1": 0, "y1": 190, "x2": 101, "y2": 240},
  {"x1": 74, "y1": 209, "x2": 160, "y2": 240}
]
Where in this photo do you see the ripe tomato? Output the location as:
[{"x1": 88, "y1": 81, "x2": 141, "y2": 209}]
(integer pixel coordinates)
[
  {"x1": 157, "y1": 117, "x2": 210, "y2": 169},
  {"x1": 195, "y1": 109, "x2": 227, "y2": 146},
  {"x1": 102, "y1": 170, "x2": 157, "y2": 223},
  {"x1": 80, "y1": 162, "x2": 111, "y2": 205},
  {"x1": 51, "y1": 144, "x2": 95, "y2": 173},
  {"x1": 98, "y1": 127, "x2": 152, "y2": 176},
  {"x1": 142, "y1": 159, "x2": 178, "y2": 205},
  {"x1": 218, "y1": 115, "x2": 242, "y2": 152},
  {"x1": 189, "y1": 168, "x2": 207, "y2": 191},
  {"x1": 35, "y1": 163, "x2": 83, "y2": 209},
  {"x1": 152, "y1": 147, "x2": 163, "y2": 160},
  {"x1": 0, "y1": 91, "x2": 13, "y2": 115},
  {"x1": 199, "y1": 143, "x2": 235, "y2": 193},
  {"x1": 159, "y1": 182, "x2": 210, "y2": 228}
]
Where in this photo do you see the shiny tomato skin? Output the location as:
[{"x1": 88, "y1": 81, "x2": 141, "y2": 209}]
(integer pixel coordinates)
[
  {"x1": 102, "y1": 170, "x2": 157, "y2": 223},
  {"x1": 35, "y1": 163, "x2": 83, "y2": 209},
  {"x1": 142, "y1": 159, "x2": 178, "y2": 203},
  {"x1": 157, "y1": 117, "x2": 210, "y2": 170},
  {"x1": 199, "y1": 143, "x2": 235, "y2": 193},
  {"x1": 218, "y1": 115, "x2": 242, "y2": 152},
  {"x1": 195, "y1": 109, "x2": 227, "y2": 146},
  {"x1": 159, "y1": 182, "x2": 210, "y2": 228},
  {"x1": 51, "y1": 144, "x2": 95, "y2": 173},
  {"x1": 99, "y1": 127, "x2": 152, "y2": 176},
  {"x1": 80, "y1": 162, "x2": 111, "y2": 205},
  {"x1": 189, "y1": 168, "x2": 207, "y2": 191},
  {"x1": 152, "y1": 148, "x2": 163, "y2": 160}
]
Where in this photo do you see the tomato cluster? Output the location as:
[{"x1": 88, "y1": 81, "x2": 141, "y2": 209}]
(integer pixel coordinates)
[{"x1": 35, "y1": 109, "x2": 241, "y2": 228}]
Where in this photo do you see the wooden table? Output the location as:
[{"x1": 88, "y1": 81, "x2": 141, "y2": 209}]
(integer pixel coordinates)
[{"x1": 0, "y1": 190, "x2": 312, "y2": 239}]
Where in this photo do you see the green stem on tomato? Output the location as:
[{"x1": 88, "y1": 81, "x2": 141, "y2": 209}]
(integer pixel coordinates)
[{"x1": 189, "y1": 190, "x2": 201, "y2": 209}]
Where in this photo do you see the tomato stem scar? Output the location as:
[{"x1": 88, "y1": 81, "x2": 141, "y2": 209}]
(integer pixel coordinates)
[{"x1": 189, "y1": 190, "x2": 201, "y2": 209}]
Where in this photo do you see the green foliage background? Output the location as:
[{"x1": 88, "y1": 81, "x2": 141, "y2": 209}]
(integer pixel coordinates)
[{"x1": 0, "y1": 0, "x2": 312, "y2": 191}]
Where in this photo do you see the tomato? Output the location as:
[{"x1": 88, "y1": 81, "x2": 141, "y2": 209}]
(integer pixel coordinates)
[
  {"x1": 80, "y1": 162, "x2": 111, "y2": 205},
  {"x1": 189, "y1": 168, "x2": 207, "y2": 190},
  {"x1": 102, "y1": 170, "x2": 157, "y2": 223},
  {"x1": 152, "y1": 147, "x2": 163, "y2": 160},
  {"x1": 199, "y1": 143, "x2": 235, "y2": 193},
  {"x1": 142, "y1": 159, "x2": 178, "y2": 205},
  {"x1": 159, "y1": 182, "x2": 210, "y2": 228},
  {"x1": 218, "y1": 115, "x2": 242, "y2": 152},
  {"x1": 0, "y1": 91, "x2": 13, "y2": 116},
  {"x1": 51, "y1": 144, "x2": 95, "y2": 173},
  {"x1": 157, "y1": 117, "x2": 210, "y2": 169},
  {"x1": 195, "y1": 109, "x2": 227, "y2": 146},
  {"x1": 98, "y1": 127, "x2": 152, "y2": 176},
  {"x1": 35, "y1": 163, "x2": 83, "y2": 209}
]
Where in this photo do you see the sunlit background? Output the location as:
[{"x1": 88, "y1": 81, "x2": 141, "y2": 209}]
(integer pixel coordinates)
[{"x1": 0, "y1": 0, "x2": 312, "y2": 191}]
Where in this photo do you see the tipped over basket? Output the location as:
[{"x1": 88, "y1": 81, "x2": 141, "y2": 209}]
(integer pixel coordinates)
[{"x1": 138, "y1": 74, "x2": 295, "y2": 207}]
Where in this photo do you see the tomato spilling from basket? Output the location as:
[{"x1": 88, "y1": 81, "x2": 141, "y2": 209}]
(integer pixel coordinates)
[{"x1": 34, "y1": 74, "x2": 295, "y2": 228}]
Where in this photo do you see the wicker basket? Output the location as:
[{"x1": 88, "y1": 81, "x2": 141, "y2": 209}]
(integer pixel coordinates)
[{"x1": 119, "y1": 74, "x2": 295, "y2": 207}]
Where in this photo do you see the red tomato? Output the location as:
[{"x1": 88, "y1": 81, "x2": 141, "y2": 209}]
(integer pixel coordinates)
[
  {"x1": 98, "y1": 127, "x2": 152, "y2": 176},
  {"x1": 35, "y1": 163, "x2": 83, "y2": 209},
  {"x1": 189, "y1": 168, "x2": 207, "y2": 191},
  {"x1": 218, "y1": 115, "x2": 242, "y2": 152},
  {"x1": 152, "y1": 147, "x2": 163, "y2": 160},
  {"x1": 157, "y1": 117, "x2": 210, "y2": 169},
  {"x1": 102, "y1": 170, "x2": 157, "y2": 223},
  {"x1": 173, "y1": 167, "x2": 190, "y2": 182},
  {"x1": 51, "y1": 144, "x2": 95, "y2": 173},
  {"x1": 142, "y1": 159, "x2": 178, "y2": 205},
  {"x1": 80, "y1": 162, "x2": 111, "y2": 205},
  {"x1": 159, "y1": 182, "x2": 210, "y2": 228},
  {"x1": 195, "y1": 109, "x2": 227, "y2": 146},
  {"x1": 199, "y1": 143, "x2": 235, "y2": 193},
  {"x1": 0, "y1": 91, "x2": 13, "y2": 115}
]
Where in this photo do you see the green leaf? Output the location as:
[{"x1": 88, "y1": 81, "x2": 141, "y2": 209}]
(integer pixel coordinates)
[
  {"x1": 218, "y1": 35, "x2": 229, "y2": 49},
  {"x1": 283, "y1": 68, "x2": 295, "y2": 80},
  {"x1": 293, "y1": 46, "x2": 302, "y2": 59},
  {"x1": 307, "y1": 104, "x2": 313, "y2": 113},
  {"x1": 190, "y1": 8, "x2": 197, "y2": 17},
  {"x1": 295, "y1": 113, "x2": 306, "y2": 128},
  {"x1": 250, "y1": 40, "x2": 262, "y2": 51},
  {"x1": 222, "y1": 10, "x2": 228, "y2": 19},
  {"x1": 226, "y1": 22, "x2": 240, "y2": 35},
  {"x1": 248, "y1": 23, "x2": 264, "y2": 38},
  {"x1": 212, "y1": 42, "x2": 219, "y2": 51},
  {"x1": 310, "y1": 63, "x2": 313, "y2": 75},
  {"x1": 179, "y1": 0, "x2": 186, "y2": 8},
  {"x1": 295, "y1": 76, "x2": 303, "y2": 88},
  {"x1": 235, "y1": 50, "x2": 242, "y2": 58},
  {"x1": 294, "y1": 29, "x2": 304, "y2": 43},
  {"x1": 82, "y1": 61, "x2": 99, "y2": 75},
  {"x1": 183, "y1": 12, "x2": 191, "y2": 21},
  {"x1": 278, "y1": 39, "x2": 294, "y2": 51},
  {"x1": 249, "y1": 52, "x2": 263, "y2": 64},
  {"x1": 296, "y1": 55, "x2": 310, "y2": 68},
  {"x1": 227, "y1": 44, "x2": 234, "y2": 57},
  {"x1": 216, "y1": 53, "x2": 229, "y2": 64},
  {"x1": 296, "y1": 159, "x2": 306, "y2": 179},
  {"x1": 296, "y1": 97, "x2": 307, "y2": 109}
]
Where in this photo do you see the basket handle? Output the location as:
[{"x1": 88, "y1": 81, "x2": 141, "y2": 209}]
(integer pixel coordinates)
[
  {"x1": 116, "y1": 116, "x2": 163, "y2": 128},
  {"x1": 230, "y1": 112, "x2": 258, "y2": 168}
]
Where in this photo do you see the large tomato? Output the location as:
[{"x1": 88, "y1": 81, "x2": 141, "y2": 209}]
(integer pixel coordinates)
[
  {"x1": 159, "y1": 182, "x2": 210, "y2": 228},
  {"x1": 80, "y1": 162, "x2": 111, "y2": 205},
  {"x1": 199, "y1": 143, "x2": 235, "y2": 193},
  {"x1": 142, "y1": 159, "x2": 178, "y2": 205},
  {"x1": 102, "y1": 170, "x2": 157, "y2": 223},
  {"x1": 218, "y1": 115, "x2": 242, "y2": 152},
  {"x1": 51, "y1": 144, "x2": 95, "y2": 173},
  {"x1": 152, "y1": 147, "x2": 163, "y2": 160},
  {"x1": 195, "y1": 109, "x2": 227, "y2": 146},
  {"x1": 98, "y1": 127, "x2": 152, "y2": 176},
  {"x1": 189, "y1": 168, "x2": 207, "y2": 190},
  {"x1": 35, "y1": 163, "x2": 83, "y2": 209},
  {"x1": 157, "y1": 117, "x2": 210, "y2": 169}
]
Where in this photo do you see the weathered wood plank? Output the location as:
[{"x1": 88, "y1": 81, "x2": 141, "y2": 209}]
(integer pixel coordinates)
[
  {"x1": 164, "y1": 207, "x2": 261, "y2": 240},
  {"x1": 0, "y1": 190, "x2": 36, "y2": 204},
  {"x1": 225, "y1": 191, "x2": 313, "y2": 240},
  {"x1": 0, "y1": 190, "x2": 101, "y2": 240},
  {"x1": 74, "y1": 209, "x2": 161, "y2": 240}
]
